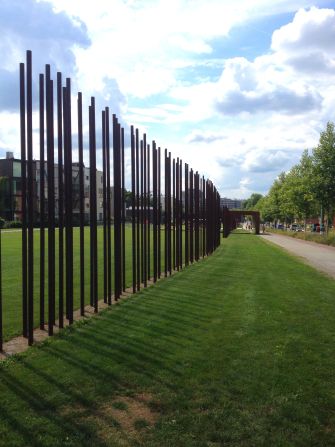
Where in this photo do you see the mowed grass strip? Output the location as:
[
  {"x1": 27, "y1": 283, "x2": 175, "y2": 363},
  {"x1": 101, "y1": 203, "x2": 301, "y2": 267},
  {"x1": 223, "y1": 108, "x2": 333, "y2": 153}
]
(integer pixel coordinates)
[
  {"x1": 1, "y1": 234, "x2": 335, "y2": 446},
  {"x1": 1, "y1": 224, "x2": 192, "y2": 341}
]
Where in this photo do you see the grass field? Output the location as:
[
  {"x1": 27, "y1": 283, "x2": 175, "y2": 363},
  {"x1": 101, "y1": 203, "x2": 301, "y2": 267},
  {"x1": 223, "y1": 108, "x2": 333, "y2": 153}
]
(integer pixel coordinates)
[
  {"x1": 1, "y1": 234, "x2": 335, "y2": 446},
  {"x1": 1, "y1": 225, "x2": 196, "y2": 341}
]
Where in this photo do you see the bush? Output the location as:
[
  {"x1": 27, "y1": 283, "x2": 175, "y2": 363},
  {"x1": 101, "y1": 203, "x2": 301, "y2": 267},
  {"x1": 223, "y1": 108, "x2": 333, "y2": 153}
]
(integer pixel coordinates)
[
  {"x1": 0, "y1": 217, "x2": 5, "y2": 229},
  {"x1": 268, "y1": 228, "x2": 335, "y2": 247},
  {"x1": 5, "y1": 220, "x2": 22, "y2": 229}
]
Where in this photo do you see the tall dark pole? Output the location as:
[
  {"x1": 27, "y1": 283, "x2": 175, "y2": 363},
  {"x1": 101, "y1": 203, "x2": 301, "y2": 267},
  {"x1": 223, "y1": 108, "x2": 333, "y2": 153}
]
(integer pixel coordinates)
[
  {"x1": 113, "y1": 118, "x2": 122, "y2": 300},
  {"x1": 176, "y1": 158, "x2": 179, "y2": 271},
  {"x1": 39, "y1": 73, "x2": 45, "y2": 330},
  {"x1": 78, "y1": 92, "x2": 85, "y2": 315},
  {"x1": 179, "y1": 160, "x2": 183, "y2": 269},
  {"x1": 190, "y1": 169, "x2": 194, "y2": 263},
  {"x1": 135, "y1": 129, "x2": 140, "y2": 291},
  {"x1": 106, "y1": 108, "x2": 112, "y2": 304},
  {"x1": 195, "y1": 172, "x2": 200, "y2": 261},
  {"x1": 164, "y1": 149, "x2": 168, "y2": 277},
  {"x1": 158, "y1": 147, "x2": 161, "y2": 278},
  {"x1": 147, "y1": 143, "x2": 151, "y2": 281},
  {"x1": 131, "y1": 126, "x2": 136, "y2": 293},
  {"x1": 89, "y1": 98, "x2": 98, "y2": 312},
  {"x1": 172, "y1": 158, "x2": 176, "y2": 270},
  {"x1": 20, "y1": 62, "x2": 28, "y2": 339},
  {"x1": 152, "y1": 142, "x2": 158, "y2": 282},
  {"x1": 185, "y1": 163, "x2": 189, "y2": 266},
  {"x1": 26, "y1": 51, "x2": 34, "y2": 346},
  {"x1": 202, "y1": 176, "x2": 206, "y2": 257},
  {"x1": 143, "y1": 134, "x2": 147, "y2": 287},
  {"x1": 46, "y1": 65, "x2": 55, "y2": 336},
  {"x1": 102, "y1": 110, "x2": 107, "y2": 303},
  {"x1": 168, "y1": 153, "x2": 172, "y2": 275},
  {"x1": 0, "y1": 229, "x2": 2, "y2": 351},
  {"x1": 57, "y1": 72, "x2": 64, "y2": 328},
  {"x1": 64, "y1": 80, "x2": 74, "y2": 321},
  {"x1": 140, "y1": 140, "x2": 144, "y2": 284},
  {"x1": 121, "y1": 127, "x2": 126, "y2": 292}
]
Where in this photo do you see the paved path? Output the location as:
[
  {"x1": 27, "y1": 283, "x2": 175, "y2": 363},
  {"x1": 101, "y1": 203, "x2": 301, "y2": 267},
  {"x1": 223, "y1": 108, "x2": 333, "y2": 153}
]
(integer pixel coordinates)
[{"x1": 260, "y1": 233, "x2": 335, "y2": 280}]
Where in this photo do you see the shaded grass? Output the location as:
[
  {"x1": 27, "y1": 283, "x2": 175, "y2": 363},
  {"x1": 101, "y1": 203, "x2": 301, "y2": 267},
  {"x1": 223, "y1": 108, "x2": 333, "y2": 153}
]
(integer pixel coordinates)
[
  {"x1": 1, "y1": 234, "x2": 335, "y2": 445},
  {"x1": 1, "y1": 224, "x2": 195, "y2": 341}
]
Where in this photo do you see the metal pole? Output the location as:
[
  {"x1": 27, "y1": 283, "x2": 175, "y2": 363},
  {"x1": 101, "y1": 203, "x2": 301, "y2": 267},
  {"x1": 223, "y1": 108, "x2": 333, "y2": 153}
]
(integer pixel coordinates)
[
  {"x1": 0, "y1": 229, "x2": 2, "y2": 351},
  {"x1": 57, "y1": 72, "x2": 64, "y2": 328},
  {"x1": 106, "y1": 108, "x2": 112, "y2": 304},
  {"x1": 39, "y1": 73, "x2": 45, "y2": 330},
  {"x1": 78, "y1": 92, "x2": 85, "y2": 315},
  {"x1": 143, "y1": 134, "x2": 147, "y2": 287},
  {"x1": 158, "y1": 147, "x2": 161, "y2": 278},
  {"x1": 26, "y1": 51, "x2": 34, "y2": 346},
  {"x1": 131, "y1": 126, "x2": 136, "y2": 293},
  {"x1": 121, "y1": 127, "x2": 126, "y2": 292},
  {"x1": 153, "y1": 142, "x2": 157, "y2": 282},
  {"x1": 19, "y1": 62, "x2": 28, "y2": 339},
  {"x1": 102, "y1": 110, "x2": 107, "y2": 303},
  {"x1": 135, "y1": 129, "x2": 140, "y2": 291}
]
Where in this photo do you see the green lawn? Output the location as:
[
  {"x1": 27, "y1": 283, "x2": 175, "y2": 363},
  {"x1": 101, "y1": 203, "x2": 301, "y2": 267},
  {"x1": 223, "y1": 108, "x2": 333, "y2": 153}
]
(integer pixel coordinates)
[
  {"x1": 1, "y1": 234, "x2": 335, "y2": 446},
  {"x1": 1, "y1": 225, "x2": 195, "y2": 341}
]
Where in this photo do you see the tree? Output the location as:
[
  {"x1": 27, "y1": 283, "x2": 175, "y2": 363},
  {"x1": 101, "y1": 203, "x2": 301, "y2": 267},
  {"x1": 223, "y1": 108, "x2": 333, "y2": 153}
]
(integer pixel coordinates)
[
  {"x1": 312, "y1": 121, "x2": 335, "y2": 232},
  {"x1": 243, "y1": 193, "x2": 263, "y2": 210},
  {"x1": 281, "y1": 151, "x2": 317, "y2": 230}
]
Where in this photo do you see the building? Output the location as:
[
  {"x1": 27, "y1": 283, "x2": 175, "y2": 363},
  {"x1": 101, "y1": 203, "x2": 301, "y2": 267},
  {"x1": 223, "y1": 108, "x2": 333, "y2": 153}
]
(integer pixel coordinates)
[
  {"x1": 0, "y1": 152, "x2": 106, "y2": 223},
  {"x1": 220, "y1": 197, "x2": 245, "y2": 210}
]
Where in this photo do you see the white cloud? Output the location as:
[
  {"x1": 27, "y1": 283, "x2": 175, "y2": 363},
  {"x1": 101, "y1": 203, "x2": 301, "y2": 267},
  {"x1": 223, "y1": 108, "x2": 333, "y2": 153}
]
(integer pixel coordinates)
[{"x1": 1, "y1": 1, "x2": 335, "y2": 199}]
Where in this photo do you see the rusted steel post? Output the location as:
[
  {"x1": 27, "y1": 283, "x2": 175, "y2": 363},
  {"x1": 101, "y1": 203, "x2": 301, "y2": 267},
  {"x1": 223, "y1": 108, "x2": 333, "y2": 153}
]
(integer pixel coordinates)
[
  {"x1": 184, "y1": 163, "x2": 189, "y2": 266},
  {"x1": 152, "y1": 141, "x2": 158, "y2": 282},
  {"x1": 195, "y1": 172, "x2": 200, "y2": 261},
  {"x1": 147, "y1": 143, "x2": 151, "y2": 281},
  {"x1": 39, "y1": 73, "x2": 45, "y2": 330},
  {"x1": 140, "y1": 139, "x2": 144, "y2": 284},
  {"x1": 106, "y1": 108, "x2": 112, "y2": 304},
  {"x1": 78, "y1": 92, "x2": 85, "y2": 315},
  {"x1": 131, "y1": 126, "x2": 136, "y2": 293},
  {"x1": 57, "y1": 73, "x2": 64, "y2": 328},
  {"x1": 20, "y1": 62, "x2": 28, "y2": 339},
  {"x1": 189, "y1": 169, "x2": 194, "y2": 263},
  {"x1": 89, "y1": 98, "x2": 98, "y2": 311},
  {"x1": 157, "y1": 147, "x2": 161, "y2": 278},
  {"x1": 121, "y1": 127, "x2": 126, "y2": 292},
  {"x1": 164, "y1": 149, "x2": 168, "y2": 277},
  {"x1": 143, "y1": 134, "x2": 147, "y2": 287},
  {"x1": 64, "y1": 79, "x2": 74, "y2": 321},
  {"x1": 135, "y1": 129, "x2": 140, "y2": 291},
  {"x1": 0, "y1": 229, "x2": 2, "y2": 351},
  {"x1": 102, "y1": 110, "x2": 107, "y2": 303},
  {"x1": 27, "y1": 51, "x2": 34, "y2": 346}
]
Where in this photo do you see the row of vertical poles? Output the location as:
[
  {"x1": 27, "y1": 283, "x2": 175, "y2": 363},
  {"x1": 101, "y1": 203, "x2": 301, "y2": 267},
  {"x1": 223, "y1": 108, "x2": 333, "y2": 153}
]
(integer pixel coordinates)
[{"x1": 1, "y1": 49, "x2": 221, "y2": 349}]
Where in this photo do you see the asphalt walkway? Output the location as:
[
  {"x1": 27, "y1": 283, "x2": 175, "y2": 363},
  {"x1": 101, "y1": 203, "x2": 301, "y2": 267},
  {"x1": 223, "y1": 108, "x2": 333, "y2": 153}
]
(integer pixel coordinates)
[{"x1": 260, "y1": 233, "x2": 335, "y2": 280}]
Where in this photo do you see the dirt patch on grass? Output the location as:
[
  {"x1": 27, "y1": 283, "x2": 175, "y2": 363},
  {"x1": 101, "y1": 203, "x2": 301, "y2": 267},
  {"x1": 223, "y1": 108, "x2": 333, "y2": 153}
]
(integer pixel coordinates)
[{"x1": 61, "y1": 393, "x2": 160, "y2": 445}]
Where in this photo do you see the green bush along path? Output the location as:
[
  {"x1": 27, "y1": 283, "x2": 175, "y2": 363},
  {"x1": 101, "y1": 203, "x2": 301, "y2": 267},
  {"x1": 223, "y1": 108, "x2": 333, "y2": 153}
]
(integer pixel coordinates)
[{"x1": 1, "y1": 234, "x2": 335, "y2": 446}]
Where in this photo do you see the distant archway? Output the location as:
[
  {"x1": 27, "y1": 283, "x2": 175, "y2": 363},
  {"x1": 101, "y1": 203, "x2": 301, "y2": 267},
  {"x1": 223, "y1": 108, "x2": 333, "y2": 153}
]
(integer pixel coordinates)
[{"x1": 222, "y1": 208, "x2": 260, "y2": 237}]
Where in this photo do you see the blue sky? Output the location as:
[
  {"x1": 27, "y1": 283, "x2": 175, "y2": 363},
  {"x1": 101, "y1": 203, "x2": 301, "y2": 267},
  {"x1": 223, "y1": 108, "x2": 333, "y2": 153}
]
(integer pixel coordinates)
[{"x1": 0, "y1": 0, "x2": 335, "y2": 198}]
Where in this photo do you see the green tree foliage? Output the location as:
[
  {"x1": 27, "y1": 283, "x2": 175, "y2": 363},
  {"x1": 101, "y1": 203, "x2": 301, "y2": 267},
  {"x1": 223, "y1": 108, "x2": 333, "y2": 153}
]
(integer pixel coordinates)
[
  {"x1": 243, "y1": 193, "x2": 263, "y2": 210},
  {"x1": 312, "y1": 121, "x2": 335, "y2": 230},
  {"x1": 255, "y1": 121, "x2": 335, "y2": 227}
]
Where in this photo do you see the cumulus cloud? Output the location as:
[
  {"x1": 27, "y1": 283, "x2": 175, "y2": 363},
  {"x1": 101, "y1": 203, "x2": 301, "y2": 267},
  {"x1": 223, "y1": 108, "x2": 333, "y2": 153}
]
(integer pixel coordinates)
[
  {"x1": 0, "y1": 0, "x2": 90, "y2": 111},
  {"x1": 242, "y1": 149, "x2": 295, "y2": 173},
  {"x1": 215, "y1": 86, "x2": 322, "y2": 115},
  {"x1": 187, "y1": 131, "x2": 227, "y2": 143},
  {"x1": 271, "y1": 7, "x2": 335, "y2": 75}
]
